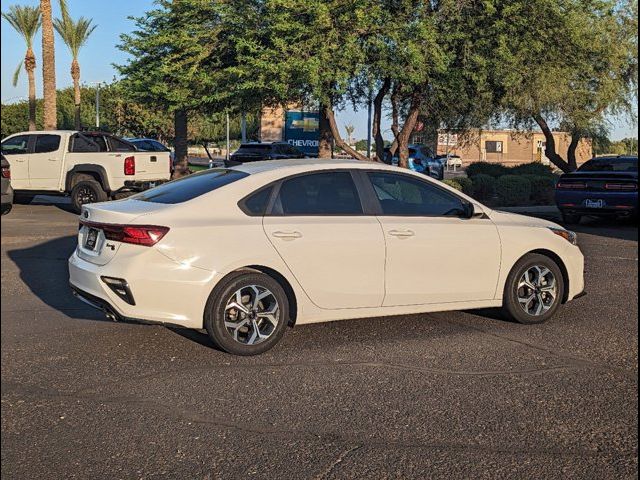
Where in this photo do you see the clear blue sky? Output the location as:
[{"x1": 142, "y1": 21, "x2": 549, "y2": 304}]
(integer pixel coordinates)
[{"x1": 1, "y1": 0, "x2": 637, "y2": 140}]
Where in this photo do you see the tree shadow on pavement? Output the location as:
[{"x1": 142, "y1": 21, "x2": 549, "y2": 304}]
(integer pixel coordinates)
[{"x1": 6, "y1": 235, "x2": 104, "y2": 322}]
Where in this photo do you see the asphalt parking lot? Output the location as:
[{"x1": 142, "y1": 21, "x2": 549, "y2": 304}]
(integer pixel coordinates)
[{"x1": 1, "y1": 202, "x2": 638, "y2": 479}]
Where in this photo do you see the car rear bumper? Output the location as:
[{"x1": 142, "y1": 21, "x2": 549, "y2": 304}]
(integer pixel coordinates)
[
  {"x1": 556, "y1": 190, "x2": 638, "y2": 216},
  {"x1": 68, "y1": 247, "x2": 215, "y2": 329}
]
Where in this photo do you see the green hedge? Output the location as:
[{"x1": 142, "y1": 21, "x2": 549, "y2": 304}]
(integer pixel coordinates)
[
  {"x1": 471, "y1": 174, "x2": 497, "y2": 201},
  {"x1": 466, "y1": 162, "x2": 510, "y2": 178},
  {"x1": 511, "y1": 163, "x2": 554, "y2": 177},
  {"x1": 455, "y1": 176, "x2": 474, "y2": 195},
  {"x1": 522, "y1": 174, "x2": 556, "y2": 204},
  {"x1": 496, "y1": 175, "x2": 532, "y2": 206},
  {"x1": 442, "y1": 179, "x2": 463, "y2": 191}
]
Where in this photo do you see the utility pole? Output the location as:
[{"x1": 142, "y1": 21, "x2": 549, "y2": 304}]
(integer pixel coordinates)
[
  {"x1": 367, "y1": 90, "x2": 373, "y2": 158},
  {"x1": 226, "y1": 111, "x2": 230, "y2": 161},
  {"x1": 241, "y1": 112, "x2": 247, "y2": 143}
]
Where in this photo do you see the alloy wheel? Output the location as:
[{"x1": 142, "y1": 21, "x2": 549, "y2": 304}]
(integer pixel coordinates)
[
  {"x1": 516, "y1": 265, "x2": 558, "y2": 316},
  {"x1": 77, "y1": 186, "x2": 97, "y2": 205},
  {"x1": 224, "y1": 285, "x2": 280, "y2": 345}
]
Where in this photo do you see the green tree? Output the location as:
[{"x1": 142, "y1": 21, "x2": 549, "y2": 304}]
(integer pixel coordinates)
[
  {"x1": 117, "y1": 0, "x2": 225, "y2": 177},
  {"x1": 494, "y1": 0, "x2": 638, "y2": 172},
  {"x1": 54, "y1": 10, "x2": 97, "y2": 130},
  {"x1": 2, "y1": 5, "x2": 41, "y2": 131}
]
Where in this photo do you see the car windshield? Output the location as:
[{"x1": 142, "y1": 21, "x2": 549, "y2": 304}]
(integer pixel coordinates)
[
  {"x1": 133, "y1": 169, "x2": 249, "y2": 204},
  {"x1": 578, "y1": 157, "x2": 638, "y2": 173}
]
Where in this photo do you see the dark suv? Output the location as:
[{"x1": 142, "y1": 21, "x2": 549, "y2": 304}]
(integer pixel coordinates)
[{"x1": 229, "y1": 142, "x2": 307, "y2": 163}]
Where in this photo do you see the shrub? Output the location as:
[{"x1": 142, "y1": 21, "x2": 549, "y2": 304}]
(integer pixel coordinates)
[
  {"x1": 455, "y1": 176, "x2": 474, "y2": 195},
  {"x1": 466, "y1": 162, "x2": 510, "y2": 178},
  {"x1": 470, "y1": 174, "x2": 497, "y2": 201},
  {"x1": 442, "y1": 179, "x2": 463, "y2": 191},
  {"x1": 511, "y1": 162, "x2": 554, "y2": 177},
  {"x1": 523, "y1": 174, "x2": 556, "y2": 205},
  {"x1": 496, "y1": 175, "x2": 532, "y2": 206}
]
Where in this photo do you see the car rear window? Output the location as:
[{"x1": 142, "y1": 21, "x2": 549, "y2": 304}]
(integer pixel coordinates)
[
  {"x1": 133, "y1": 169, "x2": 249, "y2": 204},
  {"x1": 578, "y1": 158, "x2": 638, "y2": 172},
  {"x1": 236, "y1": 144, "x2": 272, "y2": 153}
]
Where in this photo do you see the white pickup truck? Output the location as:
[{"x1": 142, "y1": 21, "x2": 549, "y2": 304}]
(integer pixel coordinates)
[{"x1": 1, "y1": 130, "x2": 171, "y2": 212}]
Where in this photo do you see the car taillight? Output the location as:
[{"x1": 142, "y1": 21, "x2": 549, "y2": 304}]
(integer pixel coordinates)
[
  {"x1": 604, "y1": 183, "x2": 637, "y2": 191},
  {"x1": 1, "y1": 166, "x2": 10, "y2": 179},
  {"x1": 124, "y1": 156, "x2": 136, "y2": 175},
  {"x1": 556, "y1": 181, "x2": 586, "y2": 189},
  {"x1": 81, "y1": 221, "x2": 169, "y2": 247}
]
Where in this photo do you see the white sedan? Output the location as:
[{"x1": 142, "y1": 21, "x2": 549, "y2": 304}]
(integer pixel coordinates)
[{"x1": 69, "y1": 159, "x2": 585, "y2": 355}]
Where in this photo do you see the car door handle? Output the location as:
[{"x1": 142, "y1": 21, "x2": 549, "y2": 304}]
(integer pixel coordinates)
[
  {"x1": 388, "y1": 229, "x2": 415, "y2": 238},
  {"x1": 272, "y1": 231, "x2": 302, "y2": 239},
  {"x1": 48, "y1": 158, "x2": 58, "y2": 161}
]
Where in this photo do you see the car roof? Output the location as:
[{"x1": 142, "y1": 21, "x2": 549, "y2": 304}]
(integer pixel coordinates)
[{"x1": 229, "y1": 158, "x2": 393, "y2": 175}]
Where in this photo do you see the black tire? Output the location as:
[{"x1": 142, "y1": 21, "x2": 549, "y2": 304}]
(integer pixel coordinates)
[
  {"x1": 204, "y1": 271, "x2": 290, "y2": 356},
  {"x1": 70, "y1": 179, "x2": 108, "y2": 214},
  {"x1": 502, "y1": 253, "x2": 565, "y2": 325},
  {"x1": 561, "y1": 211, "x2": 582, "y2": 225},
  {"x1": 1, "y1": 203, "x2": 12, "y2": 215}
]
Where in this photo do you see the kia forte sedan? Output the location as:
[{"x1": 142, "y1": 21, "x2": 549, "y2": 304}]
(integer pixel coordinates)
[{"x1": 69, "y1": 159, "x2": 585, "y2": 355}]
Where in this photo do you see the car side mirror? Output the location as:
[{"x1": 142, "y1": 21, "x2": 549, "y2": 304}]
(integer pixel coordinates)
[{"x1": 462, "y1": 201, "x2": 475, "y2": 219}]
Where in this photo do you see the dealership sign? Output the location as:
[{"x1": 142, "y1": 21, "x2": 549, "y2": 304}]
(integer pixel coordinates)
[
  {"x1": 437, "y1": 133, "x2": 458, "y2": 146},
  {"x1": 285, "y1": 111, "x2": 320, "y2": 156}
]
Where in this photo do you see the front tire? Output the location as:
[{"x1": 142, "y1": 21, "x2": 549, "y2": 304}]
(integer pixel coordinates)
[
  {"x1": 204, "y1": 271, "x2": 289, "y2": 356},
  {"x1": 70, "y1": 179, "x2": 108, "y2": 214},
  {"x1": 502, "y1": 253, "x2": 565, "y2": 325}
]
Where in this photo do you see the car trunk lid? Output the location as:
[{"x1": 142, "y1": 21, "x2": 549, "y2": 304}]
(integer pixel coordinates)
[{"x1": 77, "y1": 200, "x2": 169, "y2": 265}]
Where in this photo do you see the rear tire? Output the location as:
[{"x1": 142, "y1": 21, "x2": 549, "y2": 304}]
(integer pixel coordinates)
[
  {"x1": 204, "y1": 271, "x2": 289, "y2": 356},
  {"x1": 70, "y1": 179, "x2": 108, "y2": 214},
  {"x1": 561, "y1": 211, "x2": 582, "y2": 225},
  {"x1": 502, "y1": 253, "x2": 565, "y2": 325}
]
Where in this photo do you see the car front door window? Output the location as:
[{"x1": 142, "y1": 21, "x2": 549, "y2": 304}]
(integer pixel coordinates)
[
  {"x1": 367, "y1": 171, "x2": 502, "y2": 307},
  {"x1": 369, "y1": 172, "x2": 465, "y2": 216}
]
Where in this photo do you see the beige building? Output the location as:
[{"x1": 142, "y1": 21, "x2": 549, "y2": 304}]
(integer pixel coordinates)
[{"x1": 428, "y1": 129, "x2": 592, "y2": 167}]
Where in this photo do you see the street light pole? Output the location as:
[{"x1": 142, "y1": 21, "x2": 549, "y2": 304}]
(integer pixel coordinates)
[
  {"x1": 367, "y1": 90, "x2": 373, "y2": 159},
  {"x1": 226, "y1": 111, "x2": 230, "y2": 161}
]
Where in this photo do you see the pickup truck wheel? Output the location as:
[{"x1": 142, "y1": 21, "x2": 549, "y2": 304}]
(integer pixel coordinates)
[{"x1": 71, "y1": 180, "x2": 108, "y2": 213}]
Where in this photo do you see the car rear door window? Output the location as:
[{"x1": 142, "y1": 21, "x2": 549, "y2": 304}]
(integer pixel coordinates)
[
  {"x1": 368, "y1": 172, "x2": 465, "y2": 216},
  {"x1": 134, "y1": 169, "x2": 249, "y2": 204},
  {"x1": 1, "y1": 135, "x2": 30, "y2": 155},
  {"x1": 34, "y1": 134, "x2": 61, "y2": 153},
  {"x1": 276, "y1": 171, "x2": 363, "y2": 215}
]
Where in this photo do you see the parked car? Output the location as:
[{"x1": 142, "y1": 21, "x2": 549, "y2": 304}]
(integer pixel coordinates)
[
  {"x1": 436, "y1": 154, "x2": 463, "y2": 169},
  {"x1": 229, "y1": 142, "x2": 307, "y2": 163},
  {"x1": 383, "y1": 145, "x2": 444, "y2": 180},
  {"x1": 1, "y1": 154, "x2": 13, "y2": 215},
  {"x1": 1, "y1": 130, "x2": 171, "y2": 213},
  {"x1": 556, "y1": 155, "x2": 638, "y2": 224},
  {"x1": 69, "y1": 159, "x2": 585, "y2": 356}
]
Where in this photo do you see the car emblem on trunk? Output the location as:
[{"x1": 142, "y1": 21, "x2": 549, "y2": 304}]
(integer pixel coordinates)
[{"x1": 83, "y1": 210, "x2": 89, "y2": 218}]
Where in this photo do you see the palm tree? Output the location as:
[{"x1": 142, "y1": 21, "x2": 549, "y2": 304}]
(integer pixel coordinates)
[
  {"x1": 2, "y1": 6, "x2": 41, "y2": 131},
  {"x1": 345, "y1": 124, "x2": 355, "y2": 146},
  {"x1": 54, "y1": 12, "x2": 96, "y2": 130},
  {"x1": 40, "y1": 0, "x2": 60, "y2": 129}
]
